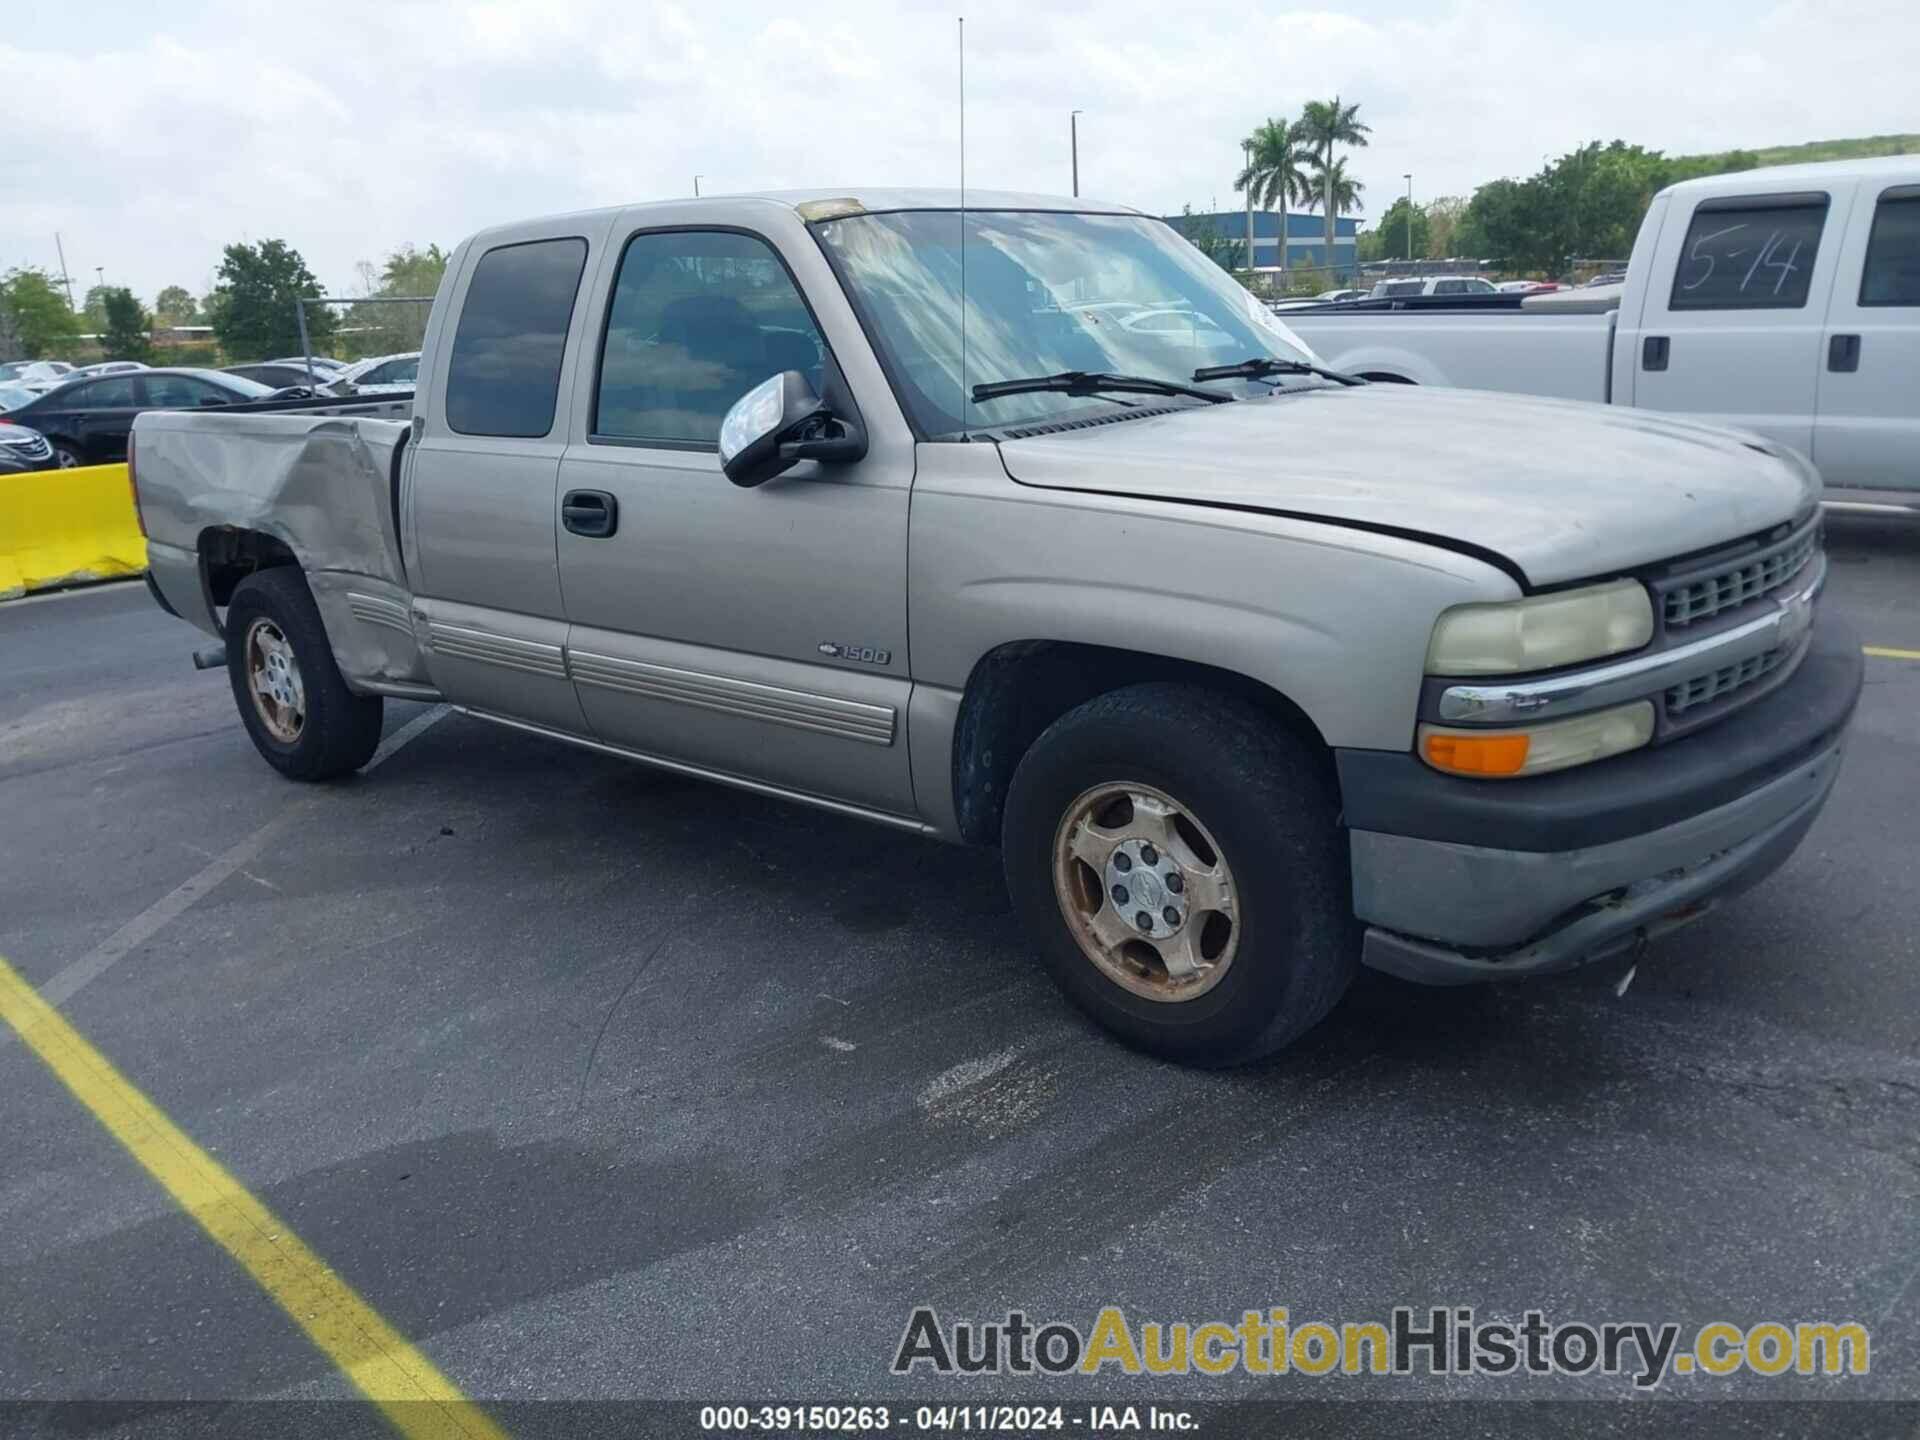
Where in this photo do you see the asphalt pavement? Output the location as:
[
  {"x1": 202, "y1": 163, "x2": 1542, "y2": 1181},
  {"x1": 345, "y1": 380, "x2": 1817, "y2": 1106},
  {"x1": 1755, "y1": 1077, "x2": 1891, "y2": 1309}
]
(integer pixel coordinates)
[{"x1": 2, "y1": 511, "x2": 1918, "y2": 1436}]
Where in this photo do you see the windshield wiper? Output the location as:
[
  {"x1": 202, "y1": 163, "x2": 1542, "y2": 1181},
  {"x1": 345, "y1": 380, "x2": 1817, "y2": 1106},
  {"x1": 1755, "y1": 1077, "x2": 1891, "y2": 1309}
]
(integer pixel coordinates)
[
  {"x1": 971, "y1": 371, "x2": 1233, "y2": 406},
  {"x1": 1192, "y1": 357, "x2": 1367, "y2": 388}
]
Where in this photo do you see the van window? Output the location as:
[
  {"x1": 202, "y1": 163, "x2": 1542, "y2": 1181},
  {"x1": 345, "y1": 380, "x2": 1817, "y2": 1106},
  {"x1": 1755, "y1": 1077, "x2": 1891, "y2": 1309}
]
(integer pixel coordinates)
[
  {"x1": 1669, "y1": 195, "x2": 1828, "y2": 310},
  {"x1": 445, "y1": 237, "x2": 588, "y2": 437},
  {"x1": 593, "y1": 230, "x2": 827, "y2": 447},
  {"x1": 1860, "y1": 190, "x2": 1920, "y2": 307}
]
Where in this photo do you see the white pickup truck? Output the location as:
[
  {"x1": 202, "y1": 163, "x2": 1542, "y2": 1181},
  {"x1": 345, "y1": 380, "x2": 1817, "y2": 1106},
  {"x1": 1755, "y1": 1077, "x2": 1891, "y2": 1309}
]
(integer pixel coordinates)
[{"x1": 1288, "y1": 158, "x2": 1920, "y2": 492}]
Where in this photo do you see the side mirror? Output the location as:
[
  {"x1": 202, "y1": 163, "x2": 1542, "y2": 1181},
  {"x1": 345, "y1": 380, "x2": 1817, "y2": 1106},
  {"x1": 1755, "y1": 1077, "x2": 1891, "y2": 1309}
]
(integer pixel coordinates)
[{"x1": 718, "y1": 370, "x2": 867, "y2": 489}]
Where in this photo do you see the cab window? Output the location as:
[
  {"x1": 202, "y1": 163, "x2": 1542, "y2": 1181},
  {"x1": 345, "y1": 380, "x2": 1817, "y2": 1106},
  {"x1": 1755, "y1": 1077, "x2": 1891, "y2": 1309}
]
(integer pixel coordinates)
[
  {"x1": 593, "y1": 230, "x2": 827, "y2": 448},
  {"x1": 1669, "y1": 194, "x2": 1829, "y2": 310},
  {"x1": 445, "y1": 237, "x2": 589, "y2": 438},
  {"x1": 1860, "y1": 189, "x2": 1920, "y2": 307}
]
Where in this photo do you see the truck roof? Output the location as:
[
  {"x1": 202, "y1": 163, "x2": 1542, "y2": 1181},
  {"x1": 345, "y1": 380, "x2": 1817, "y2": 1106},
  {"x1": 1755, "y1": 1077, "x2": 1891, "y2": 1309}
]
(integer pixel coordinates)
[
  {"x1": 463, "y1": 189, "x2": 1142, "y2": 249},
  {"x1": 1662, "y1": 154, "x2": 1920, "y2": 198}
]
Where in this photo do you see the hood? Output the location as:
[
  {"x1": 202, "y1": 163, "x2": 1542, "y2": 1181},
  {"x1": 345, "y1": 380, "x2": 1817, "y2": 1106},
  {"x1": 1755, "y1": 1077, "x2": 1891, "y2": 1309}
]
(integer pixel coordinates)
[{"x1": 994, "y1": 384, "x2": 1817, "y2": 587}]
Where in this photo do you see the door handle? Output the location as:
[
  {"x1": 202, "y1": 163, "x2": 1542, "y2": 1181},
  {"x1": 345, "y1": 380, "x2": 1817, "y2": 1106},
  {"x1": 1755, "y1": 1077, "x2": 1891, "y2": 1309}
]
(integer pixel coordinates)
[
  {"x1": 1828, "y1": 334, "x2": 1861, "y2": 373},
  {"x1": 561, "y1": 489, "x2": 618, "y2": 538},
  {"x1": 1642, "y1": 335, "x2": 1670, "y2": 372}
]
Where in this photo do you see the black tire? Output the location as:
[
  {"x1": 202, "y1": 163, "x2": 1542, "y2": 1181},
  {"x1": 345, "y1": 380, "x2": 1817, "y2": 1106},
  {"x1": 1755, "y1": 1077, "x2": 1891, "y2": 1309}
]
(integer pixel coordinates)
[
  {"x1": 1002, "y1": 683, "x2": 1357, "y2": 1066},
  {"x1": 225, "y1": 568, "x2": 383, "y2": 781},
  {"x1": 51, "y1": 441, "x2": 84, "y2": 469}
]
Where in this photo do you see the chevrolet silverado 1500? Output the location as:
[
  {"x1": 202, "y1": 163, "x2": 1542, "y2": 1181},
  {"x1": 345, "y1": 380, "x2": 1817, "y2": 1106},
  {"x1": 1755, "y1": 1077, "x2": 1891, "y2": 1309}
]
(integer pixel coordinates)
[
  {"x1": 132, "y1": 189, "x2": 1862, "y2": 1064},
  {"x1": 1287, "y1": 158, "x2": 1920, "y2": 493}
]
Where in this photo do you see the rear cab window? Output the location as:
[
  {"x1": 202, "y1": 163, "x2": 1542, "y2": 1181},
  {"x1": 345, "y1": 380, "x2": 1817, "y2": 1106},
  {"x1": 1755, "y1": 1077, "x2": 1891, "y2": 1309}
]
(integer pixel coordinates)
[
  {"x1": 1669, "y1": 193, "x2": 1830, "y2": 310},
  {"x1": 445, "y1": 237, "x2": 590, "y2": 437},
  {"x1": 1860, "y1": 186, "x2": 1920, "y2": 306}
]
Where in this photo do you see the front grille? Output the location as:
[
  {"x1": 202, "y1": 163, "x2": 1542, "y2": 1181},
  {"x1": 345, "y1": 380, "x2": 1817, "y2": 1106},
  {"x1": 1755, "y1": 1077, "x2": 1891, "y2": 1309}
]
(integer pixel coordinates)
[
  {"x1": 1663, "y1": 525, "x2": 1816, "y2": 628},
  {"x1": 1666, "y1": 644, "x2": 1790, "y2": 717},
  {"x1": 1, "y1": 432, "x2": 51, "y2": 460}
]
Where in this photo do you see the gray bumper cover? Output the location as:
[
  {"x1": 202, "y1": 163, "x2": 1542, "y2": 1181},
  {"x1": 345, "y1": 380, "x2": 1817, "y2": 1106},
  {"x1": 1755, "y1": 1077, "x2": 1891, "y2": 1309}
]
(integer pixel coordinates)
[{"x1": 1354, "y1": 737, "x2": 1843, "y2": 984}]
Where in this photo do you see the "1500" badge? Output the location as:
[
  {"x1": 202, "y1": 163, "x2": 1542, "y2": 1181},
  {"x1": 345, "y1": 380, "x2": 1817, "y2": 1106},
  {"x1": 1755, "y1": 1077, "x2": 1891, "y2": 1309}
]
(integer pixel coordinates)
[{"x1": 818, "y1": 642, "x2": 892, "y2": 666}]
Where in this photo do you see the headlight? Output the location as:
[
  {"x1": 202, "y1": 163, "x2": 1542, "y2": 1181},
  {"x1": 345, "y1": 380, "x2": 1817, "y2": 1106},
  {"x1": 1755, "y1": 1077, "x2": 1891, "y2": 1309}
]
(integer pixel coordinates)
[
  {"x1": 1426, "y1": 579, "x2": 1653, "y2": 676},
  {"x1": 1419, "y1": 701, "x2": 1655, "y2": 779}
]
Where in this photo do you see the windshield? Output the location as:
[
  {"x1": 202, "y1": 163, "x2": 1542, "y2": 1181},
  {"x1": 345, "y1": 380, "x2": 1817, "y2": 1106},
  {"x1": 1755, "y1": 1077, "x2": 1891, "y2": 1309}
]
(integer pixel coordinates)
[
  {"x1": 0, "y1": 383, "x2": 34, "y2": 411},
  {"x1": 812, "y1": 209, "x2": 1316, "y2": 437}
]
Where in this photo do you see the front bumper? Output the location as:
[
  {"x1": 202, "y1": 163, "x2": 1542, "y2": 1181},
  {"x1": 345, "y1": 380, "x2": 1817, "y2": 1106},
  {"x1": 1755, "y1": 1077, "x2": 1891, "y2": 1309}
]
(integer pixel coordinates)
[{"x1": 1338, "y1": 609, "x2": 1863, "y2": 984}]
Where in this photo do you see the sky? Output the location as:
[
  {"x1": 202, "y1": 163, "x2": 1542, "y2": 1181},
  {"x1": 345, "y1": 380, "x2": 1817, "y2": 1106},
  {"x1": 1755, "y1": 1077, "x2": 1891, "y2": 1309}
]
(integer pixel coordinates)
[{"x1": 3, "y1": 0, "x2": 1917, "y2": 304}]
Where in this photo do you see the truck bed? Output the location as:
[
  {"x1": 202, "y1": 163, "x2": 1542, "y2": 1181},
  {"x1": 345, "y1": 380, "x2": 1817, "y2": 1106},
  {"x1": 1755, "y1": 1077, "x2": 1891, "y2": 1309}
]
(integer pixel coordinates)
[{"x1": 1287, "y1": 308, "x2": 1618, "y2": 401}]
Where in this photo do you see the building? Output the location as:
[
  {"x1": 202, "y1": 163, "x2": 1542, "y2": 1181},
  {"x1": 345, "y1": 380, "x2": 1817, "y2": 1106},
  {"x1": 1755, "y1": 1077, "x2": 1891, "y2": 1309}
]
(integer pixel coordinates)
[{"x1": 1167, "y1": 209, "x2": 1360, "y2": 278}]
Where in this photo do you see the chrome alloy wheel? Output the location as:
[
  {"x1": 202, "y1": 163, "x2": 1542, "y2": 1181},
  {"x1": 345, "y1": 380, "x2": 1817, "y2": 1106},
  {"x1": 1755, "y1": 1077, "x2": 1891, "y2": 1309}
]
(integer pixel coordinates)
[
  {"x1": 1051, "y1": 782, "x2": 1240, "y2": 1002},
  {"x1": 245, "y1": 618, "x2": 307, "y2": 742}
]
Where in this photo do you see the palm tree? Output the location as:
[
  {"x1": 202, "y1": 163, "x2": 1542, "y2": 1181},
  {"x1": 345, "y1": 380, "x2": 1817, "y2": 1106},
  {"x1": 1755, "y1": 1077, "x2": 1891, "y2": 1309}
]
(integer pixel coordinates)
[
  {"x1": 1234, "y1": 117, "x2": 1314, "y2": 279},
  {"x1": 1314, "y1": 155, "x2": 1366, "y2": 228},
  {"x1": 1299, "y1": 97, "x2": 1371, "y2": 277}
]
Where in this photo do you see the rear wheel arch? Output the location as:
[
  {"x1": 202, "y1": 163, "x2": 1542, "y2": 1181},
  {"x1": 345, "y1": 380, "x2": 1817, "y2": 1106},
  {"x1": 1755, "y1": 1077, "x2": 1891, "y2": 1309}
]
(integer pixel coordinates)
[
  {"x1": 199, "y1": 526, "x2": 301, "y2": 609},
  {"x1": 949, "y1": 639, "x2": 1335, "y2": 847}
]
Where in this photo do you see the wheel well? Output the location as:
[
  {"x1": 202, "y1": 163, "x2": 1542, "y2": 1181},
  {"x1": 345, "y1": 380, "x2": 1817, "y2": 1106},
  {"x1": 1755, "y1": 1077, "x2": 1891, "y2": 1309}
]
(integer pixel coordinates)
[
  {"x1": 950, "y1": 641, "x2": 1333, "y2": 845},
  {"x1": 199, "y1": 527, "x2": 300, "y2": 608},
  {"x1": 1357, "y1": 371, "x2": 1415, "y2": 384}
]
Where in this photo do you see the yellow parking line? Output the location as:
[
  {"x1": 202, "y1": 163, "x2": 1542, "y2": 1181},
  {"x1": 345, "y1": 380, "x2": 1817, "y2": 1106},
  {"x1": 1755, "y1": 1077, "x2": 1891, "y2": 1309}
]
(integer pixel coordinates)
[
  {"x1": 1864, "y1": 645, "x2": 1920, "y2": 661},
  {"x1": 0, "y1": 955, "x2": 506, "y2": 1440}
]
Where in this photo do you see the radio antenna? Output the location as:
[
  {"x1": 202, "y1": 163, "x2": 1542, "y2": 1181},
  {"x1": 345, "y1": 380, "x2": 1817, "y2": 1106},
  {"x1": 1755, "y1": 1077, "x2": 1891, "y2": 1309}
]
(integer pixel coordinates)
[{"x1": 958, "y1": 15, "x2": 969, "y2": 437}]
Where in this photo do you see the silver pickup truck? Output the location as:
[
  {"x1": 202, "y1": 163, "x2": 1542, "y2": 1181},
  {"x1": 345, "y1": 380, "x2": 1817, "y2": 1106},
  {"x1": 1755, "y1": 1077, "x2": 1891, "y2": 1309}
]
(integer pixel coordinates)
[{"x1": 132, "y1": 189, "x2": 1863, "y2": 1065}]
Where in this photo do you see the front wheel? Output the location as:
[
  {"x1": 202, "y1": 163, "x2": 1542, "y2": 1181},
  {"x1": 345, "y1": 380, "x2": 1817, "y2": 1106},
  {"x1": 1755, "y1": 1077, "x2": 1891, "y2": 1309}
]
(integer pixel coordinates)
[
  {"x1": 225, "y1": 568, "x2": 383, "y2": 780},
  {"x1": 1003, "y1": 683, "x2": 1357, "y2": 1066},
  {"x1": 51, "y1": 442, "x2": 83, "y2": 469}
]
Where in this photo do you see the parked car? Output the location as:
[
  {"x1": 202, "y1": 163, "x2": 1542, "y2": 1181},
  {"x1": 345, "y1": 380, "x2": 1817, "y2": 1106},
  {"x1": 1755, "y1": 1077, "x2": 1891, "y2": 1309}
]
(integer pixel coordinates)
[
  {"x1": 226, "y1": 363, "x2": 331, "y2": 390},
  {"x1": 1286, "y1": 157, "x2": 1920, "y2": 491},
  {"x1": 1368, "y1": 275, "x2": 1499, "y2": 299},
  {"x1": 5, "y1": 367, "x2": 276, "y2": 467},
  {"x1": 0, "y1": 420, "x2": 56, "y2": 474},
  {"x1": 130, "y1": 188, "x2": 1861, "y2": 1065},
  {"x1": 1495, "y1": 280, "x2": 1559, "y2": 294},
  {"x1": 326, "y1": 351, "x2": 420, "y2": 395},
  {"x1": 66, "y1": 361, "x2": 151, "y2": 381},
  {"x1": 0, "y1": 360, "x2": 78, "y2": 395},
  {"x1": 262, "y1": 355, "x2": 349, "y2": 377},
  {"x1": 1585, "y1": 272, "x2": 1629, "y2": 287}
]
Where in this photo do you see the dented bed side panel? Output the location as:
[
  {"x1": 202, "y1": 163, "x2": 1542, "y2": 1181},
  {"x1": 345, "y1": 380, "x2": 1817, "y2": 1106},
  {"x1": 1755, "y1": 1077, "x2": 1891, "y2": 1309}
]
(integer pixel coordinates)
[{"x1": 133, "y1": 410, "x2": 438, "y2": 695}]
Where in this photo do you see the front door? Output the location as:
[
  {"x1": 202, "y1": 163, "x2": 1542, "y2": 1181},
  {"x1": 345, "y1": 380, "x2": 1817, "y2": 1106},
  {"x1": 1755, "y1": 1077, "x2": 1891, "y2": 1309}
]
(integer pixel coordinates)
[
  {"x1": 406, "y1": 229, "x2": 599, "y2": 732},
  {"x1": 554, "y1": 224, "x2": 914, "y2": 816},
  {"x1": 1815, "y1": 184, "x2": 1920, "y2": 492},
  {"x1": 1629, "y1": 187, "x2": 1850, "y2": 457},
  {"x1": 63, "y1": 375, "x2": 142, "y2": 463}
]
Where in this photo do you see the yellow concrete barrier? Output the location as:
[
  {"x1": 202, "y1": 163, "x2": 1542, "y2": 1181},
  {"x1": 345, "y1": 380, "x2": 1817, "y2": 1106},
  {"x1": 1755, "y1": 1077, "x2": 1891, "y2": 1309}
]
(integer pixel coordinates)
[{"x1": 0, "y1": 462, "x2": 147, "y2": 600}]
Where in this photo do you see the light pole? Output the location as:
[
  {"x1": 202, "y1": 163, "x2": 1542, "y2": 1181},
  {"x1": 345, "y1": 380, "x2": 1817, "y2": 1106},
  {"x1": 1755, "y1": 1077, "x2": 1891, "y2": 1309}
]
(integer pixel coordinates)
[
  {"x1": 1403, "y1": 174, "x2": 1413, "y2": 270},
  {"x1": 1243, "y1": 139, "x2": 1255, "y2": 280},
  {"x1": 693, "y1": 175, "x2": 702, "y2": 197},
  {"x1": 1070, "y1": 110, "x2": 1082, "y2": 197}
]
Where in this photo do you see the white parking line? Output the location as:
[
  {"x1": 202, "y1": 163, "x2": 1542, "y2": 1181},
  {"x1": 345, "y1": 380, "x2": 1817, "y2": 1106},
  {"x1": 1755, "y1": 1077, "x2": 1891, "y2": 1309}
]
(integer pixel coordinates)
[{"x1": 3, "y1": 703, "x2": 449, "y2": 1034}]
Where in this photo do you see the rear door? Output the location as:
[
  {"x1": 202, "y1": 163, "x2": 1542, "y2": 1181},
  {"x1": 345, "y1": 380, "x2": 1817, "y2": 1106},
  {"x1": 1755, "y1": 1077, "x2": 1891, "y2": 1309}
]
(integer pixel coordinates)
[
  {"x1": 405, "y1": 224, "x2": 602, "y2": 732},
  {"x1": 1629, "y1": 185, "x2": 1852, "y2": 455},
  {"x1": 61, "y1": 376, "x2": 141, "y2": 462},
  {"x1": 552, "y1": 211, "x2": 915, "y2": 816},
  {"x1": 1814, "y1": 183, "x2": 1920, "y2": 491}
]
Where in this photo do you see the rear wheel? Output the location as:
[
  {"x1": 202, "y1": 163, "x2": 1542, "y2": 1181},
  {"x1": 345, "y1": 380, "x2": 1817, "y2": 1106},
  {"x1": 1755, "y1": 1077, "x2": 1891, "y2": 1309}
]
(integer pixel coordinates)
[
  {"x1": 51, "y1": 442, "x2": 83, "y2": 468},
  {"x1": 225, "y1": 568, "x2": 383, "y2": 780},
  {"x1": 1003, "y1": 683, "x2": 1357, "y2": 1066}
]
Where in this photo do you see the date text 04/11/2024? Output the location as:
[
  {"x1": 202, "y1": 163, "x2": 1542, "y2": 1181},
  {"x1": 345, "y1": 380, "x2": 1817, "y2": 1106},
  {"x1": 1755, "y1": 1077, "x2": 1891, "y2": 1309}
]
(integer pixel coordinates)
[{"x1": 697, "y1": 1404, "x2": 1198, "y2": 1432}]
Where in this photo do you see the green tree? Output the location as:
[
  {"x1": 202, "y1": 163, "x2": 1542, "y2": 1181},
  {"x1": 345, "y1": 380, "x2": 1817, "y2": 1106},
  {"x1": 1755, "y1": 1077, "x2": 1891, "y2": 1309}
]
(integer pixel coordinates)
[
  {"x1": 1175, "y1": 205, "x2": 1246, "y2": 272},
  {"x1": 82, "y1": 284, "x2": 113, "y2": 332},
  {"x1": 1369, "y1": 196, "x2": 1431, "y2": 262},
  {"x1": 1424, "y1": 196, "x2": 1469, "y2": 259},
  {"x1": 341, "y1": 243, "x2": 448, "y2": 356},
  {"x1": 210, "y1": 239, "x2": 335, "y2": 361},
  {"x1": 1234, "y1": 117, "x2": 1314, "y2": 278},
  {"x1": 100, "y1": 288, "x2": 155, "y2": 363},
  {"x1": 1299, "y1": 97, "x2": 1371, "y2": 275},
  {"x1": 0, "y1": 268, "x2": 82, "y2": 359},
  {"x1": 153, "y1": 285, "x2": 199, "y2": 325}
]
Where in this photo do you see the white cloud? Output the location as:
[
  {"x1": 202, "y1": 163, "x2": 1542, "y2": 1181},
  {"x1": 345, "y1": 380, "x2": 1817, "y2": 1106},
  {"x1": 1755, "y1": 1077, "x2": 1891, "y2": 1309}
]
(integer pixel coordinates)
[{"x1": 1, "y1": 0, "x2": 1915, "y2": 302}]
